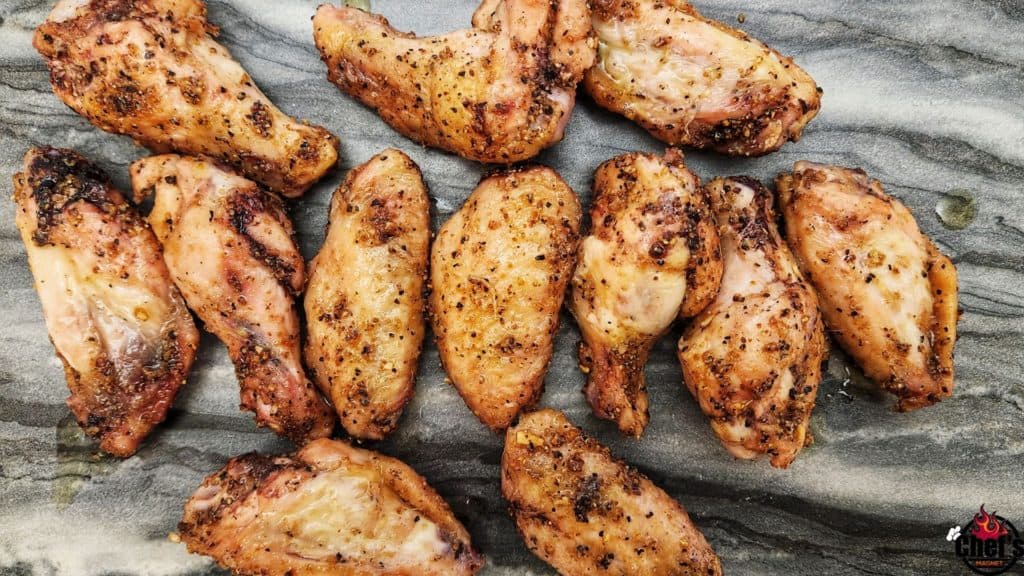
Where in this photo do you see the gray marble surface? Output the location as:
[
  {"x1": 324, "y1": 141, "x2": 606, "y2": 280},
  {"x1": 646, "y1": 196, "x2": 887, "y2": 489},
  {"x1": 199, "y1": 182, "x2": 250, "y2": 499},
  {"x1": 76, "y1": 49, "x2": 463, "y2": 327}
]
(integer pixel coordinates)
[{"x1": 1, "y1": 1, "x2": 1023, "y2": 574}]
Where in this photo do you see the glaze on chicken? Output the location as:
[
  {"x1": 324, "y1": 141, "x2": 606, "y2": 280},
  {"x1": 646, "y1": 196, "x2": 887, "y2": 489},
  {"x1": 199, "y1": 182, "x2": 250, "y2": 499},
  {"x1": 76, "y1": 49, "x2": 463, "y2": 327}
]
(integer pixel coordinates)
[
  {"x1": 585, "y1": 0, "x2": 821, "y2": 156},
  {"x1": 12, "y1": 147, "x2": 198, "y2": 457},
  {"x1": 502, "y1": 409, "x2": 723, "y2": 575},
  {"x1": 679, "y1": 177, "x2": 826, "y2": 468},
  {"x1": 305, "y1": 149, "x2": 430, "y2": 440},
  {"x1": 131, "y1": 155, "x2": 334, "y2": 444},
  {"x1": 777, "y1": 163, "x2": 958, "y2": 410},
  {"x1": 180, "y1": 438, "x2": 483, "y2": 575},
  {"x1": 34, "y1": 0, "x2": 339, "y2": 197},
  {"x1": 313, "y1": 0, "x2": 595, "y2": 163},
  {"x1": 570, "y1": 150, "x2": 721, "y2": 437},
  {"x1": 430, "y1": 167, "x2": 581, "y2": 431}
]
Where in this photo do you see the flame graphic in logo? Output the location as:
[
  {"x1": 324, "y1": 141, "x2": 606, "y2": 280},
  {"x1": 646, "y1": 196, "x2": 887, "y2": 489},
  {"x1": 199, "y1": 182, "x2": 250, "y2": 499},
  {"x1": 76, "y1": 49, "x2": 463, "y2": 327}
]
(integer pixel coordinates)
[{"x1": 971, "y1": 505, "x2": 1010, "y2": 541}]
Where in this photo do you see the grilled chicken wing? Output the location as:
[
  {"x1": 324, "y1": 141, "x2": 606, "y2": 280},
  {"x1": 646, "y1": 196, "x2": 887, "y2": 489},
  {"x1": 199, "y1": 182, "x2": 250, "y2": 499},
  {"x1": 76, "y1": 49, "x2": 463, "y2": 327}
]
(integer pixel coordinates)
[
  {"x1": 34, "y1": 0, "x2": 339, "y2": 197},
  {"x1": 585, "y1": 0, "x2": 821, "y2": 156},
  {"x1": 130, "y1": 155, "x2": 334, "y2": 444},
  {"x1": 679, "y1": 177, "x2": 826, "y2": 468},
  {"x1": 430, "y1": 167, "x2": 581, "y2": 431},
  {"x1": 503, "y1": 409, "x2": 722, "y2": 576},
  {"x1": 570, "y1": 150, "x2": 721, "y2": 437},
  {"x1": 313, "y1": 0, "x2": 595, "y2": 163},
  {"x1": 305, "y1": 149, "x2": 430, "y2": 441},
  {"x1": 777, "y1": 163, "x2": 958, "y2": 410},
  {"x1": 12, "y1": 147, "x2": 198, "y2": 457},
  {"x1": 180, "y1": 438, "x2": 483, "y2": 575}
]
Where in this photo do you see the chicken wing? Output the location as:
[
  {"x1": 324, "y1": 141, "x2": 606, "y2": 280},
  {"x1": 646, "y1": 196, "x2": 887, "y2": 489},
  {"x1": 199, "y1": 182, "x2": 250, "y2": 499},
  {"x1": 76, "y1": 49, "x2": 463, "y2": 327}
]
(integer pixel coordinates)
[
  {"x1": 180, "y1": 438, "x2": 483, "y2": 575},
  {"x1": 312, "y1": 0, "x2": 595, "y2": 163},
  {"x1": 430, "y1": 167, "x2": 581, "y2": 431},
  {"x1": 12, "y1": 147, "x2": 198, "y2": 457},
  {"x1": 130, "y1": 155, "x2": 334, "y2": 444},
  {"x1": 305, "y1": 149, "x2": 430, "y2": 441},
  {"x1": 584, "y1": 0, "x2": 821, "y2": 156},
  {"x1": 502, "y1": 409, "x2": 722, "y2": 576},
  {"x1": 777, "y1": 163, "x2": 958, "y2": 410},
  {"x1": 570, "y1": 150, "x2": 721, "y2": 437},
  {"x1": 34, "y1": 0, "x2": 339, "y2": 197},
  {"x1": 678, "y1": 177, "x2": 826, "y2": 468}
]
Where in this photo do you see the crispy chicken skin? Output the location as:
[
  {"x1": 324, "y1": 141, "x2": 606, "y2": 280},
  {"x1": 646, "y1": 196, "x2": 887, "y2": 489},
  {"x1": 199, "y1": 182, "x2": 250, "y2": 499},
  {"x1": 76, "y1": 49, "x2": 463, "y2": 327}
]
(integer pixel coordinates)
[
  {"x1": 679, "y1": 177, "x2": 826, "y2": 468},
  {"x1": 312, "y1": 0, "x2": 595, "y2": 163},
  {"x1": 584, "y1": 0, "x2": 821, "y2": 156},
  {"x1": 34, "y1": 0, "x2": 339, "y2": 197},
  {"x1": 502, "y1": 409, "x2": 723, "y2": 576},
  {"x1": 130, "y1": 155, "x2": 334, "y2": 444},
  {"x1": 180, "y1": 438, "x2": 484, "y2": 575},
  {"x1": 570, "y1": 150, "x2": 721, "y2": 437},
  {"x1": 304, "y1": 149, "x2": 430, "y2": 441},
  {"x1": 430, "y1": 167, "x2": 581, "y2": 431},
  {"x1": 12, "y1": 147, "x2": 198, "y2": 457},
  {"x1": 777, "y1": 163, "x2": 958, "y2": 410}
]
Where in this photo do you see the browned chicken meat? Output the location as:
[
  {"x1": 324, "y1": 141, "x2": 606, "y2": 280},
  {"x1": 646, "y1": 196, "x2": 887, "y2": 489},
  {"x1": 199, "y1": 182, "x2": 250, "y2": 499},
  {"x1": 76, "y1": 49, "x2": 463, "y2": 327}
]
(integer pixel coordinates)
[
  {"x1": 585, "y1": 0, "x2": 821, "y2": 156},
  {"x1": 679, "y1": 177, "x2": 826, "y2": 468},
  {"x1": 503, "y1": 409, "x2": 722, "y2": 575},
  {"x1": 777, "y1": 163, "x2": 959, "y2": 410},
  {"x1": 313, "y1": 0, "x2": 595, "y2": 163},
  {"x1": 130, "y1": 155, "x2": 334, "y2": 444},
  {"x1": 34, "y1": 0, "x2": 339, "y2": 197},
  {"x1": 304, "y1": 149, "x2": 430, "y2": 440},
  {"x1": 12, "y1": 147, "x2": 198, "y2": 457},
  {"x1": 180, "y1": 438, "x2": 484, "y2": 575},
  {"x1": 430, "y1": 167, "x2": 581, "y2": 431},
  {"x1": 570, "y1": 150, "x2": 721, "y2": 437}
]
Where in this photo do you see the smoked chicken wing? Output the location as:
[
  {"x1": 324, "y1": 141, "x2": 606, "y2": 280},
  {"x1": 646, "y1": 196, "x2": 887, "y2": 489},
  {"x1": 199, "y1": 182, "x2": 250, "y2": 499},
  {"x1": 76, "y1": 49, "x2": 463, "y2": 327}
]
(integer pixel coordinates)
[
  {"x1": 502, "y1": 409, "x2": 723, "y2": 576},
  {"x1": 585, "y1": 0, "x2": 821, "y2": 156},
  {"x1": 313, "y1": 0, "x2": 595, "y2": 163},
  {"x1": 777, "y1": 162, "x2": 958, "y2": 410},
  {"x1": 180, "y1": 438, "x2": 483, "y2": 575},
  {"x1": 131, "y1": 155, "x2": 334, "y2": 444},
  {"x1": 430, "y1": 167, "x2": 581, "y2": 431},
  {"x1": 679, "y1": 177, "x2": 826, "y2": 468},
  {"x1": 305, "y1": 149, "x2": 430, "y2": 440},
  {"x1": 570, "y1": 150, "x2": 721, "y2": 437},
  {"x1": 13, "y1": 146, "x2": 198, "y2": 457},
  {"x1": 34, "y1": 0, "x2": 339, "y2": 197}
]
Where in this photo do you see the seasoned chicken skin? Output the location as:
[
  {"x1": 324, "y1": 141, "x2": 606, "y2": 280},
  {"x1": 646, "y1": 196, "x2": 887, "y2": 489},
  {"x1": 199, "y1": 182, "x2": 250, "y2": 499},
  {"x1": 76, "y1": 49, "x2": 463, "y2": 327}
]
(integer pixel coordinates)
[
  {"x1": 585, "y1": 0, "x2": 821, "y2": 156},
  {"x1": 305, "y1": 149, "x2": 430, "y2": 440},
  {"x1": 313, "y1": 0, "x2": 595, "y2": 163},
  {"x1": 570, "y1": 150, "x2": 721, "y2": 437},
  {"x1": 12, "y1": 147, "x2": 198, "y2": 457},
  {"x1": 777, "y1": 163, "x2": 958, "y2": 410},
  {"x1": 34, "y1": 0, "x2": 339, "y2": 197},
  {"x1": 679, "y1": 177, "x2": 826, "y2": 468},
  {"x1": 503, "y1": 409, "x2": 723, "y2": 576},
  {"x1": 180, "y1": 438, "x2": 484, "y2": 575},
  {"x1": 430, "y1": 167, "x2": 581, "y2": 431},
  {"x1": 131, "y1": 155, "x2": 334, "y2": 444}
]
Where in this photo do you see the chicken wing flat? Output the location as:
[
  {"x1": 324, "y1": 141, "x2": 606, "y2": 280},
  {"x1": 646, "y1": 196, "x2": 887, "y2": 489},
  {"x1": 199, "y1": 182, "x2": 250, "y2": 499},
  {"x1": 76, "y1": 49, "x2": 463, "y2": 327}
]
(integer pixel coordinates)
[
  {"x1": 313, "y1": 0, "x2": 595, "y2": 163},
  {"x1": 305, "y1": 149, "x2": 430, "y2": 441},
  {"x1": 130, "y1": 155, "x2": 334, "y2": 443},
  {"x1": 180, "y1": 438, "x2": 484, "y2": 575},
  {"x1": 570, "y1": 150, "x2": 721, "y2": 437},
  {"x1": 502, "y1": 409, "x2": 722, "y2": 576},
  {"x1": 34, "y1": 0, "x2": 339, "y2": 197},
  {"x1": 777, "y1": 163, "x2": 958, "y2": 410},
  {"x1": 430, "y1": 167, "x2": 581, "y2": 431},
  {"x1": 585, "y1": 0, "x2": 821, "y2": 156},
  {"x1": 679, "y1": 177, "x2": 826, "y2": 468},
  {"x1": 12, "y1": 147, "x2": 198, "y2": 457}
]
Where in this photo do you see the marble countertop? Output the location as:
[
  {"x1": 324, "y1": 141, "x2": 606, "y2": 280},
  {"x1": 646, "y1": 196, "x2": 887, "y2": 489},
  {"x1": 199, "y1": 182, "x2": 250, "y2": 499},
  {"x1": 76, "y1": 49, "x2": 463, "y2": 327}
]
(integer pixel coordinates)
[{"x1": 1, "y1": 1, "x2": 1022, "y2": 574}]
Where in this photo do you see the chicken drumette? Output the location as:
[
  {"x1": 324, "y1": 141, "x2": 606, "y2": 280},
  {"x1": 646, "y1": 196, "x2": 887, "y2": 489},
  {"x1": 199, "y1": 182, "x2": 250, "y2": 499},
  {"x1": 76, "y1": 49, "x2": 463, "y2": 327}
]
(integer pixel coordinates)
[{"x1": 34, "y1": 0, "x2": 339, "y2": 197}]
